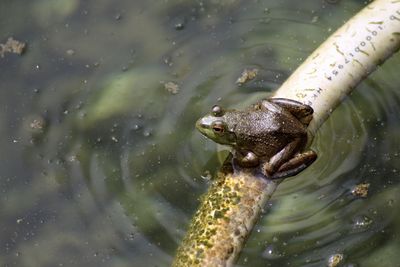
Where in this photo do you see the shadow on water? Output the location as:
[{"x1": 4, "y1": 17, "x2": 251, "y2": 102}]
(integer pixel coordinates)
[{"x1": 1, "y1": 0, "x2": 400, "y2": 266}]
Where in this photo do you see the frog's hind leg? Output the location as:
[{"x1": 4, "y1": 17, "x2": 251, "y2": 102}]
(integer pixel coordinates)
[
  {"x1": 269, "y1": 98, "x2": 314, "y2": 125},
  {"x1": 262, "y1": 137, "x2": 316, "y2": 179},
  {"x1": 270, "y1": 150, "x2": 317, "y2": 179},
  {"x1": 263, "y1": 138, "x2": 304, "y2": 176}
]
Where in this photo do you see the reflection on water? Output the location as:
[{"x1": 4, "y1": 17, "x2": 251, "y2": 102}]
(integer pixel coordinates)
[{"x1": 1, "y1": 0, "x2": 400, "y2": 266}]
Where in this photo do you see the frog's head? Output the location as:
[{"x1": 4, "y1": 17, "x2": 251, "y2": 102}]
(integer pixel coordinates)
[{"x1": 196, "y1": 105, "x2": 237, "y2": 146}]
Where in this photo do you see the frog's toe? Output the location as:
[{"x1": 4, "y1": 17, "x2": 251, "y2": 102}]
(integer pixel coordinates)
[
  {"x1": 278, "y1": 150, "x2": 317, "y2": 172},
  {"x1": 271, "y1": 164, "x2": 307, "y2": 179},
  {"x1": 262, "y1": 162, "x2": 275, "y2": 177},
  {"x1": 269, "y1": 98, "x2": 313, "y2": 117}
]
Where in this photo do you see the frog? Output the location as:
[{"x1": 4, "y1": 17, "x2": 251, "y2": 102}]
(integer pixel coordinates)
[{"x1": 195, "y1": 98, "x2": 317, "y2": 179}]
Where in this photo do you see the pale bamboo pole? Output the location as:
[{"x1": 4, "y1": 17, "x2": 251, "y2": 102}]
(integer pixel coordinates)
[
  {"x1": 274, "y1": 0, "x2": 400, "y2": 138},
  {"x1": 172, "y1": 0, "x2": 400, "y2": 266}
]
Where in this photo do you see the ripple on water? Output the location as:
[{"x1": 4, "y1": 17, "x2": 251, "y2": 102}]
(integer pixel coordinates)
[{"x1": 8, "y1": 0, "x2": 400, "y2": 266}]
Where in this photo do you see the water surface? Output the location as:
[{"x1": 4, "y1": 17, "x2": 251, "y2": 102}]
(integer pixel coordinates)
[{"x1": 1, "y1": 0, "x2": 400, "y2": 266}]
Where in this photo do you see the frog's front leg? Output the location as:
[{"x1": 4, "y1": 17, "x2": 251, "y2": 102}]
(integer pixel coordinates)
[{"x1": 235, "y1": 150, "x2": 259, "y2": 168}]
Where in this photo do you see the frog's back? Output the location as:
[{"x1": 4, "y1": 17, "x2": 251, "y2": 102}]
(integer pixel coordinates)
[
  {"x1": 228, "y1": 109, "x2": 307, "y2": 156},
  {"x1": 233, "y1": 110, "x2": 306, "y2": 137}
]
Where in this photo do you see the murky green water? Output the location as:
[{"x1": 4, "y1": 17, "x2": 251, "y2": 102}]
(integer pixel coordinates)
[{"x1": 1, "y1": 0, "x2": 400, "y2": 266}]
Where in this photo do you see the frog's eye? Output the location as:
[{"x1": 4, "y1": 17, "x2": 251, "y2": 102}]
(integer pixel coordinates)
[
  {"x1": 211, "y1": 105, "x2": 224, "y2": 117},
  {"x1": 211, "y1": 121, "x2": 226, "y2": 135}
]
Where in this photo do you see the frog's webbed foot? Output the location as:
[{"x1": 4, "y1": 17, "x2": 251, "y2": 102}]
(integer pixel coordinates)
[
  {"x1": 235, "y1": 150, "x2": 260, "y2": 168},
  {"x1": 269, "y1": 98, "x2": 314, "y2": 126},
  {"x1": 268, "y1": 150, "x2": 317, "y2": 179}
]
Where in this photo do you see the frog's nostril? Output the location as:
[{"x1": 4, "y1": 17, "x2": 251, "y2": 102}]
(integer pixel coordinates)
[
  {"x1": 196, "y1": 116, "x2": 215, "y2": 132},
  {"x1": 195, "y1": 119, "x2": 205, "y2": 129}
]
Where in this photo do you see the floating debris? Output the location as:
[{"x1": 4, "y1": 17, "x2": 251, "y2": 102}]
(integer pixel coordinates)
[
  {"x1": 115, "y1": 13, "x2": 122, "y2": 21},
  {"x1": 328, "y1": 253, "x2": 344, "y2": 267},
  {"x1": 163, "y1": 81, "x2": 180, "y2": 95},
  {"x1": 30, "y1": 117, "x2": 46, "y2": 132},
  {"x1": 352, "y1": 214, "x2": 373, "y2": 229},
  {"x1": 236, "y1": 68, "x2": 258, "y2": 85},
  {"x1": 27, "y1": 115, "x2": 47, "y2": 140},
  {"x1": 200, "y1": 170, "x2": 212, "y2": 181},
  {"x1": 174, "y1": 22, "x2": 185, "y2": 30},
  {"x1": 0, "y1": 37, "x2": 26, "y2": 57},
  {"x1": 66, "y1": 49, "x2": 75, "y2": 56},
  {"x1": 311, "y1": 16, "x2": 319, "y2": 23},
  {"x1": 351, "y1": 182, "x2": 370, "y2": 198},
  {"x1": 173, "y1": 17, "x2": 186, "y2": 30}
]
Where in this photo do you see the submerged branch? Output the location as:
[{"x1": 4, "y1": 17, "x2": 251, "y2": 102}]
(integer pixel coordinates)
[{"x1": 173, "y1": 0, "x2": 400, "y2": 266}]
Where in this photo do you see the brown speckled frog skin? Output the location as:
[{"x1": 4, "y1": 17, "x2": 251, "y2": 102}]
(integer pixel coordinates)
[{"x1": 196, "y1": 98, "x2": 317, "y2": 179}]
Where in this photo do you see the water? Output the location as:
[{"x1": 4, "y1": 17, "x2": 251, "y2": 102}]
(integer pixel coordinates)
[{"x1": 1, "y1": 0, "x2": 400, "y2": 266}]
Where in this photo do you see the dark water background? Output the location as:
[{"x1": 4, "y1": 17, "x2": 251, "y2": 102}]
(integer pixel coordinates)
[{"x1": 1, "y1": 0, "x2": 399, "y2": 266}]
